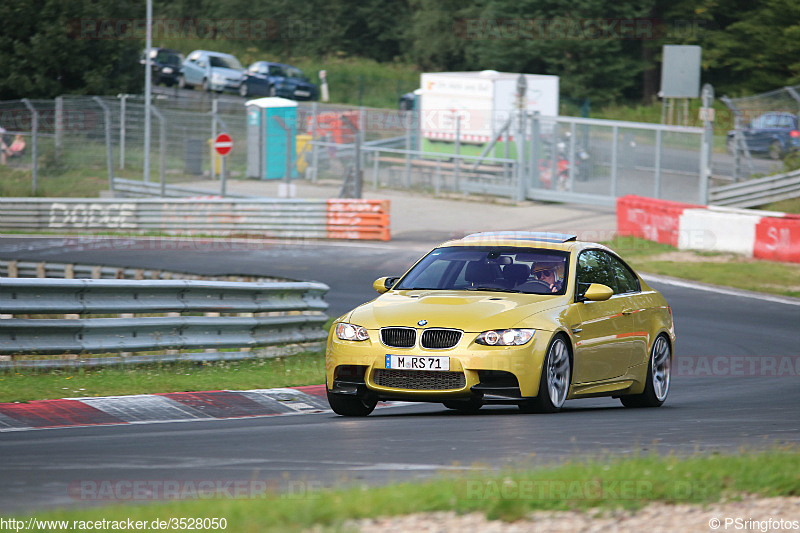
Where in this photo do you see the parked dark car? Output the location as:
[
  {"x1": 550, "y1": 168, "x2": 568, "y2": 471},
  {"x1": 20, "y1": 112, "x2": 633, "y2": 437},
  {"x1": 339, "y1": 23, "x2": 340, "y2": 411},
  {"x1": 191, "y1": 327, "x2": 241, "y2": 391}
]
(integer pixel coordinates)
[
  {"x1": 140, "y1": 48, "x2": 185, "y2": 87},
  {"x1": 727, "y1": 112, "x2": 800, "y2": 160},
  {"x1": 239, "y1": 61, "x2": 318, "y2": 101}
]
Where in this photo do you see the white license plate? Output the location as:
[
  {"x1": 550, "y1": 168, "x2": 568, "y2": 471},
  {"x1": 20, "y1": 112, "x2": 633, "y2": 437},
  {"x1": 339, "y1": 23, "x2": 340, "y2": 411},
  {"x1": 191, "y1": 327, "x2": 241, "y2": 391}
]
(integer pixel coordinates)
[
  {"x1": 386, "y1": 355, "x2": 449, "y2": 371},
  {"x1": 294, "y1": 90, "x2": 310, "y2": 97}
]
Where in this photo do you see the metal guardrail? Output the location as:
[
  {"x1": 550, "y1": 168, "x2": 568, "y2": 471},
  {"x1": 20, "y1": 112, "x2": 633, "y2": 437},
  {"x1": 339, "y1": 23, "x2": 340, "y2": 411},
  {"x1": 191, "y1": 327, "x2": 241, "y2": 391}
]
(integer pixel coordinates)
[
  {"x1": 0, "y1": 197, "x2": 391, "y2": 241},
  {"x1": 0, "y1": 259, "x2": 285, "y2": 282},
  {"x1": 709, "y1": 168, "x2": 800, "y2": 207},
  {"x1": 0, "y1": 278, "x2": 329, "y2": 363}
]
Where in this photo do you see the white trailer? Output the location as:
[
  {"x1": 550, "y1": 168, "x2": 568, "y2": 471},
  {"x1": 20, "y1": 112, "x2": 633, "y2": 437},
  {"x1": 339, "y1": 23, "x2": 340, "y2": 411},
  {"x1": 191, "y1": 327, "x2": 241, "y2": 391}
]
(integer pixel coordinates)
[{"x1": 418, "y1": 70, "x2": 559, "y2": 154}]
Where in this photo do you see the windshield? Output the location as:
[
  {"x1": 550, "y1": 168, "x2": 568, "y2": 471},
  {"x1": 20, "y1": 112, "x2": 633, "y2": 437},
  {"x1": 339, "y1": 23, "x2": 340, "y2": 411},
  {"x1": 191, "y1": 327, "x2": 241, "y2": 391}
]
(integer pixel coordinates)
[
  {"x1": 209, "y1": 55, "x2": 242, "y2": 70},
  {"x1": 285, "y1": 66, "x2": 304, "y2": 79},
  {"x1": 395, "y1": 246, "x2": 570, "y2": 295}
]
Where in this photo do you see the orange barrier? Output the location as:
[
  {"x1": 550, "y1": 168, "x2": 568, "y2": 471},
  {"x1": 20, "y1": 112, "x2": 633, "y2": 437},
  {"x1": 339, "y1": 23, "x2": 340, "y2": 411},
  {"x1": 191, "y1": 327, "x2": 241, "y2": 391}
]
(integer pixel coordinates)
[{"x1": 326, "y1": 199, "x2": 391, "y2": 241}]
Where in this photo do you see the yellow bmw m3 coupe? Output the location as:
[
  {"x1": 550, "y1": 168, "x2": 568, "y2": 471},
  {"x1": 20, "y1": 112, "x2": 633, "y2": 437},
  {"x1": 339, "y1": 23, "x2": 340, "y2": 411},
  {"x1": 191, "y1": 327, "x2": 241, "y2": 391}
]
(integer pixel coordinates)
[{"x1": 326, "y1": 232, "x2": 675, "y2": 416}]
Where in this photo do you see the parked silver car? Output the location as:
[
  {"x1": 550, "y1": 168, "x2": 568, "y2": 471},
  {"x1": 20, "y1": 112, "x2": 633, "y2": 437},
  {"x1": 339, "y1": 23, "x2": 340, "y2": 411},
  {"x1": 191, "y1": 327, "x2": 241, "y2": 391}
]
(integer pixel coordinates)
[{"x1": 178, "y1": 50, "x2": 245, "y2": 93}]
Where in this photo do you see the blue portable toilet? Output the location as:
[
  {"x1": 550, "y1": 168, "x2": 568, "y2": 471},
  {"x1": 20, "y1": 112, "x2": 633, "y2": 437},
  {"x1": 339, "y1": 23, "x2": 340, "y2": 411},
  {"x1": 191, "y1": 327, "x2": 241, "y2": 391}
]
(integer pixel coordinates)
[{"x1": 245, "y1": 97, "x2": 298, "y2": 180}]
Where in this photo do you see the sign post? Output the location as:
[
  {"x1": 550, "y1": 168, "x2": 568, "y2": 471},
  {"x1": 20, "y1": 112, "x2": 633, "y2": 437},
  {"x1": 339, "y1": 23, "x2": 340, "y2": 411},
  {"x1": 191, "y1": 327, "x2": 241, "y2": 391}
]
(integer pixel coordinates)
[{"x1": 214, "y1": 133, "x2": 233, "y2": 197}]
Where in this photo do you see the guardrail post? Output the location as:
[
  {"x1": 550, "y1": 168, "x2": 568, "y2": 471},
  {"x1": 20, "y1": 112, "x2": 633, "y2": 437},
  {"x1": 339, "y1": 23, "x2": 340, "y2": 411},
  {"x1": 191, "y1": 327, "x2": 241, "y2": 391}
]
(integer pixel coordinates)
[
  {"x1": 21, "y1": 99, "x2": 38, "y2": 194},
  {"x1": 93, "y1": 97, "x2": 116, "y2": 196},
  {"x1": 455, "y1": 115, "x2": 461, "y2": 193},
  {"x1": 211, "y1": 99, "x2": 218, "y2": 181},
  {"x1": 404, "y1": 110, "x2": 412, "y2": 189}
]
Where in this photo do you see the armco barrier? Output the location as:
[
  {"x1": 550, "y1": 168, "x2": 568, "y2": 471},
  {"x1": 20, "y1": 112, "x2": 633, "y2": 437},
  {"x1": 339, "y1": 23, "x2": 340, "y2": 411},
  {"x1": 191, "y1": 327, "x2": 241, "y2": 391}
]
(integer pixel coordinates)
[
  {"x1": 0, "y1": 198, "x2": 391, "y2": 241},
  {"x1": 0, "y1": 278, "x2": 329, "y2": 364},
  {"x1": 617, "y1": 195, "x2": 800, "y2": 263}
]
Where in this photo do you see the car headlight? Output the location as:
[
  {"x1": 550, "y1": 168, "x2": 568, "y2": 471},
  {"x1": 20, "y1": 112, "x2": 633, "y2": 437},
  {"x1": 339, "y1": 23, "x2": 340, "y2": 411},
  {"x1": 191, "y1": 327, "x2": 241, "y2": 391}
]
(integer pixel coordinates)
[
  {"x1": 162, "y1": 67, "x2": 173, "y2": 74},
  {"x1": 475, "y1": 329, "x2": 535, "y2": 346},
  {"x1": 335, "y1": 323, "x2": 370, "y2": 341}
]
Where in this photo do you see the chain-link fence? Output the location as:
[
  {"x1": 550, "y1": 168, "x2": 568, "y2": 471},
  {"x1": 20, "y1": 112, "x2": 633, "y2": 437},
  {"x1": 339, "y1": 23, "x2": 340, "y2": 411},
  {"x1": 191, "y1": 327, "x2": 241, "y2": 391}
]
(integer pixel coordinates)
[
  {"x1": 2, "y1": 92, "x2": 711, "y2": 206},
  {"x1": 721, "y1": 85, "x2": 800, "y2": 180}
]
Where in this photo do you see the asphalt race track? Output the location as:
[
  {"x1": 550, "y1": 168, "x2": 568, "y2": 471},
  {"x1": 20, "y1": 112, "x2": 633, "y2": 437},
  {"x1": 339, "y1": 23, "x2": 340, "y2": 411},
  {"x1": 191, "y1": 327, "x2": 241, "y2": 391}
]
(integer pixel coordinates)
[{"x1": 1, "y1": 236, "x2": 799, "y2": 512}]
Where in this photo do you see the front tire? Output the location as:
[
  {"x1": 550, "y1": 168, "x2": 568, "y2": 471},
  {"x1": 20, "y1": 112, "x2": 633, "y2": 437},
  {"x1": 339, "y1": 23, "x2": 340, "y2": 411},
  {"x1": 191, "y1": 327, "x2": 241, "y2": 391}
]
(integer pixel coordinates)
[
  {"x1": 202, "y1": 78, "x2": 210, "y2": 92},
  {"x1": 621, "y1": 334, "x2": 671, "y2": 408},
  {"x1": 520, "y1": 335, "x2": 571, "y2": 413},
  {"x1": 327, "y1": 389, "x2": 377, "y2": 417}
]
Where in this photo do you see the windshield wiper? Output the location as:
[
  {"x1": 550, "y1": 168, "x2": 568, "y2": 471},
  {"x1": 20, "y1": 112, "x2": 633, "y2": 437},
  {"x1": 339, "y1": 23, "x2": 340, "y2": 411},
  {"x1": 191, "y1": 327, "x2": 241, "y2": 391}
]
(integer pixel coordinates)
[{"x1": 465, "y1": 286, "x2": 520, "y2": 293}]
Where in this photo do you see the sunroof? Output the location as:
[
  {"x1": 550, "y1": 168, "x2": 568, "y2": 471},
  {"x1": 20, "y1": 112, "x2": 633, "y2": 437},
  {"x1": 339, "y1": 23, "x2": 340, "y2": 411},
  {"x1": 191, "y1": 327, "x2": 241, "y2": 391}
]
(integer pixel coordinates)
[{"x1": 462, "y1": 231, "x2": 578, "y2": 243}]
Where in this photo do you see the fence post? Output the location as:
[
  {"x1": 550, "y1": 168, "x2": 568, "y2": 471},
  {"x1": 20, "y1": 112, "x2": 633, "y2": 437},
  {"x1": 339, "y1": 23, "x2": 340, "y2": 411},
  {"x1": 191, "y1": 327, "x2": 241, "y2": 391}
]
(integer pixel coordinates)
[
  {"x1": 211, "y1": 98, "x2": 218, "y2": 181},
  {"x1": 610, "y1": 125, "x2": 619, "y2": 197},
  {"x1": 150, "y1": 106, "x2": 166, "y2": 197},
  {"x1": 118, "y1": 94, "x2": 128, "y2": 170},
  {"x1": 530, "y1": 112, "x2": 540, "y2": 193},
  {"x1": 404, "y1": 110, "x2": 412, "y2": 189},
  {"x1": 515, "y1": 109, "x2": 527, "y2": 201},
  {"x1": 21, "y1": 99, "x2": 38, "y2": 195},
  {"x1": 55, "y1": 96, "x2": 63, "y2": 164},
  {"x1": 654, "y1": 129, "x2": 662, "y2": 198},
  {"x1": 310, "y1": 101, "x2": 319, "y2": 182},
  {"x1": 455, "y1": 114, "x2": 461, "y2": 192},
  {"x1": 699, "y1": 83, "x2": 715, "y2": 204},
  {"x1": 93, "y1": 97, "x2": 115, "y2": 195}
]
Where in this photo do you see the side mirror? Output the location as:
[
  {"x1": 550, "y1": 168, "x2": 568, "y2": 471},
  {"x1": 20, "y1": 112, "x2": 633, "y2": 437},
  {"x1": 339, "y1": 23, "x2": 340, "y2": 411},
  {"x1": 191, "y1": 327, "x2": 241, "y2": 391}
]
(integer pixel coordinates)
[
  {"x1": 373, "y1": 276, "x2": 399, "y2": 294},
  {"x1": 582, "y1": 283, "x2": 613, "y2": 302}
]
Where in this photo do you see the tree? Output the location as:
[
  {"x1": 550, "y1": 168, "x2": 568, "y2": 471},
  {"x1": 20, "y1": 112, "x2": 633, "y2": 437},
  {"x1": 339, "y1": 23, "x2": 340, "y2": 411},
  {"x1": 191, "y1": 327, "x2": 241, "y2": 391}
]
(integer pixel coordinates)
[{"x1": 0, "y1": 0, "x2": 142, "y2": 100}]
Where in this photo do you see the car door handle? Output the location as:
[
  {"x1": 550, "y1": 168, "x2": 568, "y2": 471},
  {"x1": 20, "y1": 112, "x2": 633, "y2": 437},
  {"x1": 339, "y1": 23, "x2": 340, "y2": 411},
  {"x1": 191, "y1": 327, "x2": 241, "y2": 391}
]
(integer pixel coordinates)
[{"x1": 622, "y1": 309, "x2": 634, "y2": 316}]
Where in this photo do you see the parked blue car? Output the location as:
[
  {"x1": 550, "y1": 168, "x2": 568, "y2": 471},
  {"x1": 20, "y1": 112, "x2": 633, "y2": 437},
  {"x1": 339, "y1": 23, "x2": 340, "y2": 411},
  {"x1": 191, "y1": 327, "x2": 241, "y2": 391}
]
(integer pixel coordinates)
[
  {"x1": 178, "y1": 50, "x2": 245, "y2": 93},
  {"x1": 727, "y1": 112, "x2": 800, "y2": 160},
  {"x1": 239, "y1": 61, "x2": 318, "y2": 101}
]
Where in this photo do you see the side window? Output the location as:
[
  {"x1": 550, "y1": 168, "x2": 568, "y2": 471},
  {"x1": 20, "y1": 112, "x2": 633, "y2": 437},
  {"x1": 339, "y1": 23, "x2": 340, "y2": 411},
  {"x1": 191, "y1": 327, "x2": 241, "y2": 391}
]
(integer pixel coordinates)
[
  {"x1": 606, "y1": 254, "x2": 640, "y2": 294},
  {"x1": 576, "y1": 250, "x2": 617, "y2": 296}
]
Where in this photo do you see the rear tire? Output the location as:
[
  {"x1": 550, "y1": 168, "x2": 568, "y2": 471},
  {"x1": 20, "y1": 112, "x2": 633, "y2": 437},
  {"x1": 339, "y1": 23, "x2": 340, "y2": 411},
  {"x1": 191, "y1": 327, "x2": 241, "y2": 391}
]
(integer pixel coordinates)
[
  {"x1": 178, "y1": 75, "x2": 189, "y2": 90},
  {"x1": 327, "y1": 389, "x2": 377, "y2": 417},
  {"x1": 239, "y1": 83, "x2": 248, "y2": 97},
  {"x1": 519, "y1": 335, "x2": 571, "y2": 414},
  {"x1": 621, "y1": 334, "x2": 671, "y2": 408}
]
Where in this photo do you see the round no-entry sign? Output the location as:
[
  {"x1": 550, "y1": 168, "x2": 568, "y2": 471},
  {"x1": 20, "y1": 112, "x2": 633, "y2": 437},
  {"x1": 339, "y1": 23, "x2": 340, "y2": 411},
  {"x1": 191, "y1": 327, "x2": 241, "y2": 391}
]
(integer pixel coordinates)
[{"x1": 214, "y1": 133, "x2": 233, "y2": 156}]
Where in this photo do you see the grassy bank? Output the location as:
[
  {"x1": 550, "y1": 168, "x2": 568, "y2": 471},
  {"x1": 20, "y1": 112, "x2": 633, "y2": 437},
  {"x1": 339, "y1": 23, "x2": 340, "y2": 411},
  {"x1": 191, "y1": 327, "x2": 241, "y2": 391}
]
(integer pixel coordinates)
[
  {"x1": 0, "y1": 351, "x2": 326, "y2": 404},
  {"x1": 605, "y1": 236, "x2": 800, "y2": 298},
  {"x1": 17, "y1": 449, "x2": 800, "y2": 532}
]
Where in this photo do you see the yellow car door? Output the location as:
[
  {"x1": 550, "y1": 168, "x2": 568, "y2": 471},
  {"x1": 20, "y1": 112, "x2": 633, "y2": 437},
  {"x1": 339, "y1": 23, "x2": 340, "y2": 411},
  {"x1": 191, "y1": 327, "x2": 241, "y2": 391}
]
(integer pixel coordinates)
[{"x1": 570, "y1": 250, "x2": 637, "y2": 384}]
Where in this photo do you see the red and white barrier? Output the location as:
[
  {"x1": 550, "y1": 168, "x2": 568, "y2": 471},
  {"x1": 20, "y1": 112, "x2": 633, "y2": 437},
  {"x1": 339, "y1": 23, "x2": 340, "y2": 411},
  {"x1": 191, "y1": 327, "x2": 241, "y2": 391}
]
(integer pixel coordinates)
[{"x1": 617, "y1": 195, "x2": 800, "y2": 263}]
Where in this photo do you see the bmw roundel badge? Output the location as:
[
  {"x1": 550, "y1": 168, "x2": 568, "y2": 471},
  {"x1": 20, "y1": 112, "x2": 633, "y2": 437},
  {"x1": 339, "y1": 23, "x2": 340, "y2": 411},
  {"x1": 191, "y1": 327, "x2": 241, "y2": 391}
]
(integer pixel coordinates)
[{"x1": 417, "y1": 319, "x2": 428, "y2": 326}]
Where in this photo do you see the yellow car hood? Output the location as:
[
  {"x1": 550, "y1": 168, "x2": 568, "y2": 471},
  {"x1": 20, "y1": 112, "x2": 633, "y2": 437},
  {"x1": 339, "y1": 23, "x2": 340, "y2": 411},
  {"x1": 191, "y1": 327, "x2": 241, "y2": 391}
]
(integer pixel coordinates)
[{"x1": 349, "y1": 290, "x2": 565, "y2": 332}]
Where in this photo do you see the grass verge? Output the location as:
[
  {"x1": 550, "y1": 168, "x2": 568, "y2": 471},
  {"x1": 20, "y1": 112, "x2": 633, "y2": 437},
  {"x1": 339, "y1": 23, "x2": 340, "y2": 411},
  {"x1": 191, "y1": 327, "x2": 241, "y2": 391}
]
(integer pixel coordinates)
[
  {"x1": 605, "y1": 236, "x2": 800, "y2": 299},
  {"x1": 0, "y1": 350, "x2": 325, "y2": 404},
  {"x1": 18, "y1": 448, "x2": 800, "y2": 532}
]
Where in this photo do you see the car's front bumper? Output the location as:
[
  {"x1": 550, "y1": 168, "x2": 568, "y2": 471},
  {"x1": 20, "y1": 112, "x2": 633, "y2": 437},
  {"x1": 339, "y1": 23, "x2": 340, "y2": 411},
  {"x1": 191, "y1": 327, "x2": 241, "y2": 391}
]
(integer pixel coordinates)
[{"x1": 326, "y1": 330, "x2": 550, "y2": 402}]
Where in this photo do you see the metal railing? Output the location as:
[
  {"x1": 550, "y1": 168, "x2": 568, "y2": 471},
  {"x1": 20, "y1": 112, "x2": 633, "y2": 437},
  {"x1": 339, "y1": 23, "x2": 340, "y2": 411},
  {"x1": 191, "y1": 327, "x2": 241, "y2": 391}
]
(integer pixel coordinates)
[
  {"x1": 0, "y1": 278, "x2": 329, "y2": 366},
  {"x1": 0, "y1": 197, "x2": 391, "y2": 241},
  {"x1": 709, "y1": 168, "x2": 800, "y2": 208}
]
